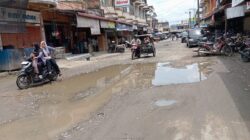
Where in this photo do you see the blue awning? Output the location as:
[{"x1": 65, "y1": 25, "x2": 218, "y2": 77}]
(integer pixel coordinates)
[{"x1": 116, "y1": 23, "x2": 133, "y2": 31}]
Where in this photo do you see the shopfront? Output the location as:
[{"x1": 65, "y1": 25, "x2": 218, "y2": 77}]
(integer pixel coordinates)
[
  {"x1": 0, "y1": 7, "x2": 42, "y2": 49},
  {"x1": 116, "y1": 23, "x2": 133, "y2": 43},
  {"x1": 42, "y1": 11, "x2": 73, "y2": 53},
  {"x1": 226, "y1": 5, "x2": 246, "y2": 33},
  {"x1": 100, "y1": 20, "x2": 116, "y2": 51},
  {"x1": 0, "y1": 7, "x2": 42, "y2": 70},
  {"x1": 75, "y1": 15, "x2": 101, "y2": 54}
]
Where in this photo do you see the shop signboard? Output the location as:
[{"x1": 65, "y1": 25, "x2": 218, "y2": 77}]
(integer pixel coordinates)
[
  {"x1": 132, "y1": 25, "x2": 138, "y2": 30},
  {"x1": 0, "y1": 7, "x2": 40, "y2": 24},
  {"x1": 91, "y1": 27, "x2": 101, "y2": 35},
  {"x1": 115, "y1": 0, "x2": 130, "y2": 7},
  {"x1": 116, "y1": 23, "x2": 133, "y2": 31},
  {"x1": 100, "y1": 21, "x2": 115, "y2": 29},
  {"x1": 232, "y1": 0, "x2": 245, "y2": 7},
  {"x1": 226, "y1": 5, "x2": 245, "y2": 19}
]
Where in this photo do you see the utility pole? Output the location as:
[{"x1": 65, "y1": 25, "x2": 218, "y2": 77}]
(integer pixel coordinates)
[
  {"x1": 197, "y1": 0, "x2": 200, "y2": 27},
  {"x1": 189, "y1": 11, "x2": 191, "y2": 29}
]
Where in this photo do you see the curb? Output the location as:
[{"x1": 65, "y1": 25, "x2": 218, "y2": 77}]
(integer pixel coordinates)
[{"x1": 0, "y1": 71, "x2": 18, "y2": 78}]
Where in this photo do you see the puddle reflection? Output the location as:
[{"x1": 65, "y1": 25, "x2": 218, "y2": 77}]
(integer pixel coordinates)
[{"x1": 152, "y1": 63, "x2": 211, "y2": 86}]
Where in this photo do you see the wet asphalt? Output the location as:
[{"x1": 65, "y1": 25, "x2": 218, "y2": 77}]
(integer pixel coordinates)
[{"x1": 0, "y1": 40, "x2": 250, "y2": 140}]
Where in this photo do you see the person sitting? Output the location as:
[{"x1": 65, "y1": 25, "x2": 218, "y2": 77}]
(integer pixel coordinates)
[
  {"x1": 30, "y1": 44, "x2": 41, "y2": 79},
  {"x1": 39, "y1": 41, "x2": 61, "y2": 76},
  {"x1": 131, "y1": 36, "x2": 141, "y2": 45},
  {"x1": 144, "y1": 36, "x2": 150, "y2": 44}
]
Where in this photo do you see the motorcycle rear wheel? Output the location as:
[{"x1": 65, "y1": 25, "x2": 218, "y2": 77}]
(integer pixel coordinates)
[
  {"x1": 16, "y1": 74, "x2": 31, "y2": 90},
  {"x1": 241, "y1": 54, "x2": 250, "y2": 62},
  {"x1": 132, "y1": 51, "x2": 136, "y2": 60},
  {"x1": 223, "y1": 46, "x2": 233, "y2": 56},
  {"x1": 48, "y1": 68, "x2": 58, "y2": 81}
]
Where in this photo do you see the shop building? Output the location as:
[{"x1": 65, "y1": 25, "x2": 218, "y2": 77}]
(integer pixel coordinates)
[{"x1": 0, "y1": 0, "x2": 56, "y2": 70}]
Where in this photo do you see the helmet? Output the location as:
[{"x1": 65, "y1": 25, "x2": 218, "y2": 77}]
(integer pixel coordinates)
[{"x1": 33, "y1": 44, "x2": 40, "y2": 55}]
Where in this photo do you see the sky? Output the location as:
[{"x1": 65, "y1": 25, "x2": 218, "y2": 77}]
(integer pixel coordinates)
[{"x1": 147, "y1": 0, "x2": 198, "y2": 25}]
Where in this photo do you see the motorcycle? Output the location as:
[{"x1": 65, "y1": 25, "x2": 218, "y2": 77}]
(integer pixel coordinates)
[
  {"x1": 195, "y1": 36, "x2": 233, "y2": 56},
  {"x1": 131, "y1": 44, "x2": 141, "y2": 60},
  {"x1": 16, "y1": 58, "x2": 58, "y2": 89},
  {"x1": 108, "y1": 41, "x2": 116, "y2": 53},
  {"x1": 239, "y1": 39, "x2": 250, "y2": 62}
]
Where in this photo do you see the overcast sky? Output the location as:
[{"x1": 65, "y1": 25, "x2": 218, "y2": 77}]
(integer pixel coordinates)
[{"x1": 147, "y1": 0, "x2": 198, "y2": 25}]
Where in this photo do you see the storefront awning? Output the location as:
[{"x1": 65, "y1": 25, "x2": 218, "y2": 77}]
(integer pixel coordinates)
[
  {"x1": 76, "y1": 15, "x2": 100, "y2": 35},
  {"x1": 226, "y1": 5, "x2": 246, "y2": 19}
]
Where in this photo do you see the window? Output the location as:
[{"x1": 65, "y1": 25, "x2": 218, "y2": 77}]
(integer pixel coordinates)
[{"x1": 101, "y1": 0, "x2": 114, "y2": 7}]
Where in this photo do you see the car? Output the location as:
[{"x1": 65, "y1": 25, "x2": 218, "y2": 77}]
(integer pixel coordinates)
[
  {"x1": 180, "y1": 31, "x2": 188, "y2": 43},
  {"x1": 186, "y1": 29, "x2": 204, "y2": 48},
  {"x1": 153, "y1": 32, "x2": 166, "y2": 41}
]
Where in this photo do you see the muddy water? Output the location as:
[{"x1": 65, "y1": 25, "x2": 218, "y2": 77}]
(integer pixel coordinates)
[
  {"x1": 0, "y1": 64, "x2": 155, "y2": 140},
  {"x1": 155, "y1": 99, "x2": 177, "y2": 107},
  {"x1": 0, "y1": 62, "x2": 212, "y2": 140},
  {"x1": 152, "y1": 62, "x2": 213, "y2": 86}
]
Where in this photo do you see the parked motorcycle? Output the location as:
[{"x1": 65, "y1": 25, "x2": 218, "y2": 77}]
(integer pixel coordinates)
[
  {"x1": 108, "y1": 41, "x2": 116, "y2": 53},
  {"x1": 125, "y1": 41, "x2": 132, "y2": 48},
  {"x1": 195, "y1": 36, "x2": 233, "y2": 56},
  {"x1": 239, "y1": 39, "x2": 250, "y2": 62},
  {"x1": 16, "y1": 58, "x2": 58, "y2": 89}
]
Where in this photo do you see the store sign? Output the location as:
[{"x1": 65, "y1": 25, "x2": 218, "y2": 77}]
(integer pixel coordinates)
[
  {"x1": 100, "y1": 21, "x2": 115, "y2": 29},
  {"x1": 115, "y1": 0, "x2": 130, "y2": 7},
  {"x1": 232, "y1": 0, "x2": 245, "y2": 7},
  {"x1": 0, "y1": 7, "x2": 40, "y2": 23},
  {"x1": 76, "y1": 16, "x2": 101, "y2": 35},
  {"x1": 116, "y1": 23, "x2": 133, "y2": 31},
  {"x1": 226, "y1": 6, "x2": 245, "y2": 19},
  {"x1": 91, "y1": 27, "x2": 101, "y2": 35},
  {"x1": 132, "y1": 25, "x2": 138, "y2": 30},
  {"x1": 247, "y1": 2, "x2": 250, "y2": 10}
]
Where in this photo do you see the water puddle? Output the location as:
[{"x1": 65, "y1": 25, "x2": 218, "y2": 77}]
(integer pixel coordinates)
[
  {"x1": 0, "y1": 64, "x2": 155, "y2": 140},
  {"x1": 155, "y1": 99, "x2": 177, "y2": 107},
  {"x1": 152, "y1": 62, "x2": 211, "y2": 86},
  {"x1": 0, "y1": 62, "x2": 213, "y2": 140}
]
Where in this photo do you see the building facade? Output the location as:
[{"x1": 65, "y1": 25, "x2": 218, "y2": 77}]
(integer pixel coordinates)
[
  {"x1": 0, "y1": 0, "x2": 156, "y2": 70},
  {"x1": 157, "y1": 21, "x2": 170, "y2": 32},
  {"x1": 200, "y1": 0, "x2": 249, "y2": 33}
]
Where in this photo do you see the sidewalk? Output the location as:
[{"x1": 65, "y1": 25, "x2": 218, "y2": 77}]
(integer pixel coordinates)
[
  {"x1": 58, "y1": 52, "x2": 123, "y2": 69},
  {"x1": 0, "y1": 51, "x2": 125, "y2": 78}
]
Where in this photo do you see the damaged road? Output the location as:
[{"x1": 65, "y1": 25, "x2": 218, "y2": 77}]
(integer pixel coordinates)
[{"x1": 0, "y1": 40, "x2": 250, "y2": 140}]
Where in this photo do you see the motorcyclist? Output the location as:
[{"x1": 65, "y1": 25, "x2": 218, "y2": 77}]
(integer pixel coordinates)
[
  {"x1": 39, "y1": 41, "x2": 61, "y2": 76},
  {"x1": 30, "y1": 44, "x2": 41, "y2": 79},
  {"x1": 144, "y1": 36, "x2": 150, "y2": 44},
  {"x1": 131, "y1": 36, "x2": 141, "y2": 45},
  {"x1": 131, "y1": 36, "x2": 141, "y2": 57}
]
